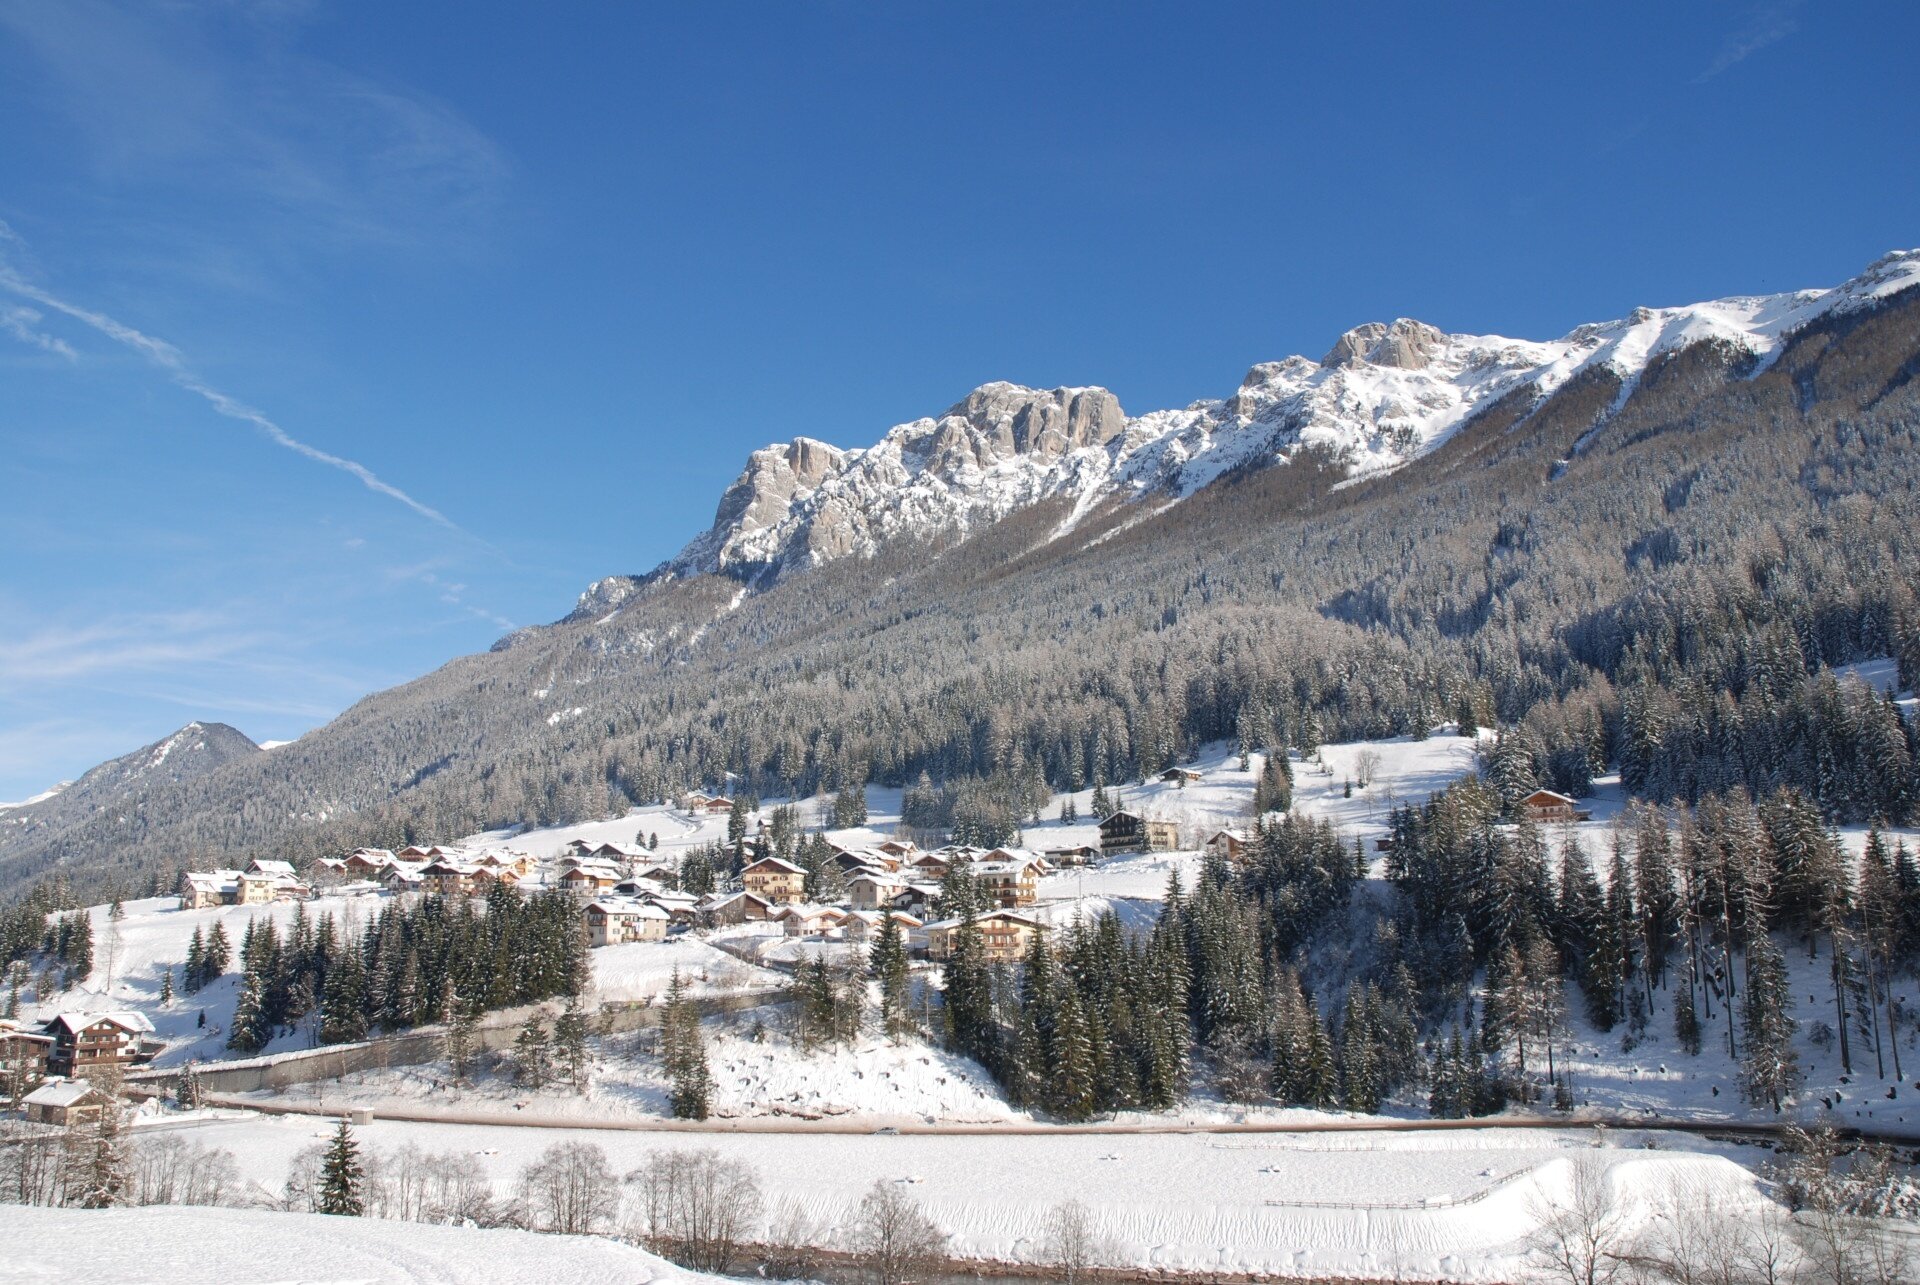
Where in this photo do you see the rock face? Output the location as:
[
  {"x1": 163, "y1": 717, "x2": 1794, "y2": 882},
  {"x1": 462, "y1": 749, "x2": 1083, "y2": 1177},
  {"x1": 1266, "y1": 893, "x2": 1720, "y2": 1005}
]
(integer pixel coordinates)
[{"x1": 659, "y1": 250, "x2": 1920, "y2": 587}]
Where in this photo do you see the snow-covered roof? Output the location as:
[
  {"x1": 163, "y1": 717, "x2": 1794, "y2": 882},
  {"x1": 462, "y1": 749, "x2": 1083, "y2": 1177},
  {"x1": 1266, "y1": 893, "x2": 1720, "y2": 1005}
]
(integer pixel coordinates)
[
  {"x1": 923, "y1": 909, "x2": 1043, "y2": 931},
  {"x1": 585, "y1": 897, "x2": 670, "y2": 919},
  {"x1": 47, "y1": 1010, "x2": 154, "y2": 1036},
  {"x1": 22, "y1": 1079, "x2": 102, "y2": 1108},
  {"x1": 742, "y1": 856, "x2": 806, "y2": 875},
  {"x1": 247, "y1": 859, "x2": 296, "y2": 877}
]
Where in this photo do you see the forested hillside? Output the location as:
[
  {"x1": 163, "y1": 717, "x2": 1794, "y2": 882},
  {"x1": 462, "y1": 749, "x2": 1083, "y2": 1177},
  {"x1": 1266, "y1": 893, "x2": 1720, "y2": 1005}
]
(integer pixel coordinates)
[{"x1": 5, "y1": 273, "x2": 1920, "y2": 903}]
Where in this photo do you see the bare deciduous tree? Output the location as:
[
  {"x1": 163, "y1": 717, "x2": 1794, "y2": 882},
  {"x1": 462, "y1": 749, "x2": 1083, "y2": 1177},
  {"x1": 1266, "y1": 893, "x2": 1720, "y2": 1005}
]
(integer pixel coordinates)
[
  {"x1": 515, "y1": 1141, "x2": 619, "y2": 1236},
  {"x1": 1353, "y1": 749, "x2": 1383, "y2": 790},
  {"x1": 627, "y1": 1147, "x2": 763, "y2": 1273},
  {"x1": 1040, "y1": 1198, "x2": 1114, "y2": 1283},
  {"x1": 1528, "y1": 1157, "x2": 1635, "y2": 1285},
  {"x1": 846, "y1": 1180, "x2": 948, "y2": 1285}
]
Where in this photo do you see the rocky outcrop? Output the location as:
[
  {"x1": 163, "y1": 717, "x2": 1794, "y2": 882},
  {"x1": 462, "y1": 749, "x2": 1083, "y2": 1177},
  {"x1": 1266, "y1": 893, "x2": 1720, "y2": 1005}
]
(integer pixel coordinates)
[{"x1": 656, "y1": 250, "x2": 1920, "y2": 588}]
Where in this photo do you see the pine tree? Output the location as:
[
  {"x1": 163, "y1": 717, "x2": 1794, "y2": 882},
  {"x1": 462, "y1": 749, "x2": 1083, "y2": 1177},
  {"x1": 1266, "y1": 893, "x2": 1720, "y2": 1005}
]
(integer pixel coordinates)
[
  {"x1": 158, "y1": 968, "x2": 174, "y2": 1006},
  {"x1": 661, "y1": 970, "x2": 712, "y2": 1120},
  {"x1": 554, "y1": 999, "x2": 591, "y2": 1091},
  {"x1": 184, "y1": 927, "x2": 205, "y2": 995},
  {"x1": 870, "y1": 911, "x2": 912, "y2": 1042},
  {"x1": 176, "y1": 1062, "x2": 202, "y2": 1110},
  {"x1": 445, "y1": 989, "x2": 477, "y2": 1088},
  {"x1": 317, "y1": 1119, "x2": 366, "y2": 1216},
  {"x1": 1052, "y1": 988, "x2": 1097, "y2": 1121},
  {"x1": 1740, "y1": 930, "x2": 1800, "y2": 1112},
  {"x1": 320, "y1": 941, "x2": 368, "y2": 1046},
  {"x1": 228, "y1": 961, "x2": 270, "y2": 1053},
  {"x1": 515, "y1": 1012, "x2": 553, "y2": 1088},
  {"x1": 80, "y1": 1097, "x2": 126, "y2": 1208},
  {"x1": 204, "y1": 921, "x2": 231, "y2": 981}
]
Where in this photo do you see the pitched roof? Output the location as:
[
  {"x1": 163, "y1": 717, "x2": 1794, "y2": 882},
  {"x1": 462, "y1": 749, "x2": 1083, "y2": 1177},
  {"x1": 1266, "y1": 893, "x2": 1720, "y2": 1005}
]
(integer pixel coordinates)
[
  {"x1": 742, "y1": 856, "x2": 805, "y2": 875},
  {"x1": 47, "y1": 1010, "x2": 154, "y2": 1036},
  {"x1": 23, "y1": 1079, "x2": 103, "y2": 1108}
]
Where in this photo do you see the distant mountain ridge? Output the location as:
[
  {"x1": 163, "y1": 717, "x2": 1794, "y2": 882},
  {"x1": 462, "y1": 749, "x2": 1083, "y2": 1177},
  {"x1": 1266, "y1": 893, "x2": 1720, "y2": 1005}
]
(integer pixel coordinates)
[
  {"x1": 618, "y1": 250, "x2": 1920, "y2": 593},
  {"x1": 9, "y1": 248, "x2": 1920, "y2": 901},
  {"x1": 0, "y1": 721, "x2": 259, "y2": 858}
]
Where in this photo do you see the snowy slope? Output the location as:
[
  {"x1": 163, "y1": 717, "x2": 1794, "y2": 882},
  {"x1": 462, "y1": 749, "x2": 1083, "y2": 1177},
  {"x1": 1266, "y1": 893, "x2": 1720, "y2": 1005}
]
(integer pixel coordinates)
[
  {"x1": 0, "y1": 1203, "x2": 722, "y2": 1285},
  {"x1": 651, "y1": 250, "x2": 1920, "y2": 587}
]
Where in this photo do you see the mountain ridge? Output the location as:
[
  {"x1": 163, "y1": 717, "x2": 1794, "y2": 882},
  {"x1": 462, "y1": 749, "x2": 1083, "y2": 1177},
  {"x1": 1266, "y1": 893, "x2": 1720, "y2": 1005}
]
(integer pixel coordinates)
[{"x1": 626, "y1": 249, "x2": 1920, "y2": 596}]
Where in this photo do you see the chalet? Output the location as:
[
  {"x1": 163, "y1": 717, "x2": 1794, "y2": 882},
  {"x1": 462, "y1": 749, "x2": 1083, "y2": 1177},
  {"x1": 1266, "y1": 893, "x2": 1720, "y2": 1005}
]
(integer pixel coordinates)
[
  {"x1": 22, "y1": 1078, "x2": 109, "y2": 1127},
  {"x1": 41, "y1": 1012, "x2": 158, "y2": 1077},
  {"x1": 633, "y1": 862, "x2": 679, "y2": 888},
  {"x1": 875, "y1": 839, "x2": 918, "y2": 860},
  {"x1": 246, "y1": 858, "x2": 297, "y2": 880},
  {"x1": 1098, "y1": 810, "x2": 1179, "y2": 856},
  {"x1": 1042, "y1": 843, "x2": 1101, "y2": 866},
  {"x1": 1517, "y1": 789, "x2": 1591, "y2": 824},
  {"x1": 908, "y1": 852, "x2": 953, "y2": 879},
  {"x1": 1159, "y1": 767, "x2": 1205, "y2": 786},
  {"x1": 589, "y1": 841, "x2": 647, "y2": 864},
  {"x1": 776, "y1": 904, "x2": 848, "y2": 937},
  {"x1": 645, "y1": 890, "x2": 702, "y2": 923},
  {"x1": 558, "y1": 860, "x2": 624, "y2": 893},
  {"x1": 847, "y1": 871, "x2": 909, "y2": 911},
  {"x1": 236, "y1": 870, "x2": 288, "y2": 905},
  {"x1": 342, "y1": 849, "x2": 397, "y2": 878},
  {"x1": 697, "y1": 795, "x2": 736, "y2": 815},
  {"x1": 892, "y1": 882, "x2": 943, "y2": 918},
  {"x1": 420, "y1": 860, "x2": 485, "y2": 897},
  {"x1": 700, "y1": 891, "x2": 772, "y2": 926},
  {"x1": 679, "y1": 790, "x2": 713, "y2": 812},
  {"x1": 179, "y1": 870, "x2": 240, "y2": 909},
  {"x1": 1204, "y1": 829, "x2": 1251, "y2": 864},
  {"x1": 469, "y1": 864, "x2": 521, "y2": 890},
  {"x1": 833, "y1": 849, "x2": 890, "y2": 878},
  {"x1": 972, "y1": 853, "x2": 1043, "y2": 907},
  {"x1": 311, "y1": 857, "x2": 349, "y2": 884},
  {"x1": 925, "y1": 910, "x2": 1043, "y2": 963},
  {"x1": 582, "y1": 897, "x2": 671, "y2": 947},
  {"x1": 396, "y1": 845, "x2": 435, "y2": 862},
  {"x1": 562, "y1": 838, "x2": 597, "y2": 859},
  {"x1": 841, "y1": 910, "x2": 923, "y2": 942},
  {"x1": 740, "y1": 856, "x2": 807, "y2": 905},
  {"x1": 1, "y1": 1019, "x2": 53, "y2": 1088},
  {"x1": 382, "y1": 865, "x2": 425, "y2": 893},
  {"x1": 613, "y1": 878, "x2": 665, "y2": 899}
]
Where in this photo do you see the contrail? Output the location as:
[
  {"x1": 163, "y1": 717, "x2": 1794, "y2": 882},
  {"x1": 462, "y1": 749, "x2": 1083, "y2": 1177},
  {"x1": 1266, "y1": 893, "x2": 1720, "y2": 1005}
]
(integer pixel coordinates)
[{"x1": 0, "y1": 262, "x2": 459, "y2": 531}]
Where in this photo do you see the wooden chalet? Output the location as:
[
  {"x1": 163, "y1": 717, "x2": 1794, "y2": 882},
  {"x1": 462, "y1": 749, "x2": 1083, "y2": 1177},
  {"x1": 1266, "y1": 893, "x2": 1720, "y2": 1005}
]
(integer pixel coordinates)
[
  {"x1": 1041, "y1": 843, "x2": 1101, "y2": 866},
  {"x1": 740, "y1": 856, "x2": 807, "y2": 905},
  {"x1": 1517, "y1": 789, "x2": 1591, "y2": 824},
  {"x1": 700, "y1": 891, "x2": 773, "y2": 926},
  {"x1": 972, "y1": 852, "x2": 1043, "y2": 907},
  {"x1": 1204, "y1": 829, "x2": 1251, "y2": 863},
  {"x1": 41, "y1": 1012, "x2": 158, "y2": 1077},
  {"x1": 841, "y1": 910, "x2": 923, "y2": 942},
  {"x1": 925, "y1": 910, "x2": 1042, "y2": 963},
  {"x1": 22, "y1": 1078, "x2": 109, "y2": 1127},
  {"x1": 1159, "y1": 767, "x2": 1205, "y2": 785},
  {"x1": 1, "y1": 1019, "x2": 53, "y2": 1088},
  {"x1": 1098, "y1": 810, "x2": 1179, "y2": 856},
  {"x1": 776, "y1": 904, "x2": 848, "y2": 937}
]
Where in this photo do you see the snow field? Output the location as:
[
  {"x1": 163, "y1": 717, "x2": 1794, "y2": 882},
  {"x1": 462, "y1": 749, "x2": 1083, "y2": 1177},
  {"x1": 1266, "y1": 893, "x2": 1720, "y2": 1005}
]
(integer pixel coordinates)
[
  {"x1": 0, "y1": 1202, "x2": 722, "y2": 1285},
  {"x1": 136, "y1": 1110, "x2": 1765, "y2": 1280}
]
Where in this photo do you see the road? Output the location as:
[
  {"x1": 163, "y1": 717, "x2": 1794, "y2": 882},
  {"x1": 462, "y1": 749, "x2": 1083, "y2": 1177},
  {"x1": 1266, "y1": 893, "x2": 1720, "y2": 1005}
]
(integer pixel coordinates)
[{"x1": 190, "y1": 1091, "x2": 1920, "y2": 1146}]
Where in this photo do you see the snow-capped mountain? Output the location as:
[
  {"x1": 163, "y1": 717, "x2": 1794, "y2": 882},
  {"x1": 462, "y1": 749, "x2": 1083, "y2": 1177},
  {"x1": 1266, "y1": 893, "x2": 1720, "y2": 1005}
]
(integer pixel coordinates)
[{"x1": 652, "y1": 250, "x2": 1920, "y2": 588}]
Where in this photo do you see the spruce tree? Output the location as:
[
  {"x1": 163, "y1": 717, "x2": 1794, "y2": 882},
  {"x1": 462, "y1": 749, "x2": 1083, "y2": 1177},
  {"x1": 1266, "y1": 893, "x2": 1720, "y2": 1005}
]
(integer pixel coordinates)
[
  {"x1": 870, "y1": 911, "x2": 912, "y2": 1042},
  {"x1": 554, "y1": 998, "x2": 591, "y2": 1091},
  {"x1": 80, "y1": 1097, "x2": 126, "y2": 1209},
  {"x1": 661, "y1": 970, "x2": 712, "y2": 1119},
  {"x1": 515, "y1": 1012, "x2": 553, "y2": 1088},
  {"x1": 1740, "y1": 930, "x2": 1800, "y2": 1112},
  {"x1": 317, "y1": 1119, "x2": 366, "y2": 1216}
]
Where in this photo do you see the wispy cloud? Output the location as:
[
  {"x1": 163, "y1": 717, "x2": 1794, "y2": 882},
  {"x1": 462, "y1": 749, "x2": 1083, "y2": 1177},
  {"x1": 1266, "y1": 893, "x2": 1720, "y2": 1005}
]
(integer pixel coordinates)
[
  {"x1": 0, "y1": 612, "x2": 260, "y2": 687},
  {"x1": 0, "y1": 0, "x2": 510, "y2": 254},
  {"x1": 1695, "y1": 2, "x2": 1802, "y2": 84},
  {"x1": 0, "y1": 304, "x2": 77, "y2": 360},
  {"x1": 0, "y1": 227, "x2": 460, "y2": 531}
]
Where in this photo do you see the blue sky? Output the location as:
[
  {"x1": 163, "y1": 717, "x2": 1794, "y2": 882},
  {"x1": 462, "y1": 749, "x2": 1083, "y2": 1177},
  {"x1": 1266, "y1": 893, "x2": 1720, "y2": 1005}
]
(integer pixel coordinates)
[{"x1": 1, "y1": 1, "x2": 1916, "y2": 799}]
